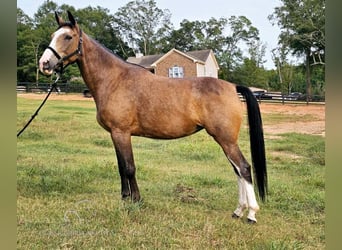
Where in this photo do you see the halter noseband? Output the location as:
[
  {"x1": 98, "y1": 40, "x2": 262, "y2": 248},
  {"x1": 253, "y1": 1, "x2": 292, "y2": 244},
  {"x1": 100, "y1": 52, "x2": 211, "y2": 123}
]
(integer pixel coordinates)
[{"x1": 47, "y1": 29, "x2": 83, "y2": 74}]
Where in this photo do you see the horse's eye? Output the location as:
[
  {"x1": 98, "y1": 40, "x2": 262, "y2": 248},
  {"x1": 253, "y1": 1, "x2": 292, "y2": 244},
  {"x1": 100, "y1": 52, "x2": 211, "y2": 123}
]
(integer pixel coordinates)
[{"x1": 65, "y1": 35, "x2": 72, "y2": 40}]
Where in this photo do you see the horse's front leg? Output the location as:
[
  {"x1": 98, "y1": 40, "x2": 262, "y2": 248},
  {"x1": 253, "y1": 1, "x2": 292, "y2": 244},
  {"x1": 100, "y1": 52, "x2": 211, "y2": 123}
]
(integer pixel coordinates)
[
  {"x1": 111, "y1": 131, "x2": 141, "y2": 202},
  {"x1": 115, "y1": 150, "x2": 131, "y2": 199}
]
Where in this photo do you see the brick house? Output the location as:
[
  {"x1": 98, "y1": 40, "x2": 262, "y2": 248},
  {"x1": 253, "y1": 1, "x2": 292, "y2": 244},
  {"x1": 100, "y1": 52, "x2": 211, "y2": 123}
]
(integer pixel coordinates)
[{"x1": 127, "y1": 48, "x2": 220, "y2": 78}]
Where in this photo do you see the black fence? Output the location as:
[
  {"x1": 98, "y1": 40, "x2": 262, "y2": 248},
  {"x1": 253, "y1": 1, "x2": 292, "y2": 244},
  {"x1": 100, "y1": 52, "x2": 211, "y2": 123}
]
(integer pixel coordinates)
[
  {"x1": 17, "y1": 82, "x2": 87, "y2": 94},
  {"x1": 239, "y1": 91, "x2": 325, "y2": 105}
]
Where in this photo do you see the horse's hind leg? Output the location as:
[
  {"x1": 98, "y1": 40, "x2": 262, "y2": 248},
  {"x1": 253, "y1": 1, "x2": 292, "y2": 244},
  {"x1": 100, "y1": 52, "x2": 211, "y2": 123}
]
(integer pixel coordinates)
[
  {"x1": 233, "y1": 175, "x2": 259, "y2": 223},
  {"x1": 225, "y1": 145, "x2": 259, "y2": 223},
  {"x1": 111, "y1": 131, "x2": 141, "y2": 202},
  {"x1": 232, "y1": 176, "x2": 247, "y2": 219},
  {"x1": 213, "y1": 136, "x2": 259, "y2": 223}
]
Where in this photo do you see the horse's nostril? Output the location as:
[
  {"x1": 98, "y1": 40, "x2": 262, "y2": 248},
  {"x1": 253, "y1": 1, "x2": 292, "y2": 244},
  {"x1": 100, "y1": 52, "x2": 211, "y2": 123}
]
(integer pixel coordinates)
[{"x1": 43, "y1": 61, "x2": 50, "y2": 70}]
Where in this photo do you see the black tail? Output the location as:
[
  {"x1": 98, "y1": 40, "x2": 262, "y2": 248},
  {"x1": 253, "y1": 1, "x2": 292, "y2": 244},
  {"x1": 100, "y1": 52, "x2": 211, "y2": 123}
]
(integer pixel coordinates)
[{"x1": 236, "y1": 85, "x2": 267, "y2": 201}]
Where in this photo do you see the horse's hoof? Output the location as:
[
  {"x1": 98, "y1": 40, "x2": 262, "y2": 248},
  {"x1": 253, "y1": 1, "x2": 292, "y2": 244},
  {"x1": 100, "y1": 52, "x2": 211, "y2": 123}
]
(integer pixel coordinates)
[
  {"x1": 121, "y1": 195, "x2": 131, "y2": 201},
  {"x1": 232, "y1": 213, "x2": 241, "y2": 219},
  {"x1": 247, "y1": 218, "x2": 257, "y2": 224},
  {"x1": 132, "y1": 195, "x2": 141, "y2": 203}
]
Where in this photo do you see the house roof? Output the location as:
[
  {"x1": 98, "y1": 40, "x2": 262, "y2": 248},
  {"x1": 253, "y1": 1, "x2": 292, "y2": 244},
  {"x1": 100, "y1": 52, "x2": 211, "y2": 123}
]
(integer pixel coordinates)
[
  {"x1": 187, "y1": 49, "x2": 220, "y2": 70},
  {"x1": 186, "y1": 50, "x2": 212, "y2": 62},
  {"x1": 127, "y1": 48, "x2": 218, "y2": 69},
  {"x1": 127, "y1": 54, "x2": 163, "y2": 69},
  {"x1": 151, "y1": 48, "x2": 206, "y2": 67}
]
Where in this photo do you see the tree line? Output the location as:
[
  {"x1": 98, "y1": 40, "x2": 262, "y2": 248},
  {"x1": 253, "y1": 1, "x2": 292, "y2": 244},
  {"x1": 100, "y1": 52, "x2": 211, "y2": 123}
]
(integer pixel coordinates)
[{"x1": 17, "y1": 0, "x2": 325, "y2": 97}]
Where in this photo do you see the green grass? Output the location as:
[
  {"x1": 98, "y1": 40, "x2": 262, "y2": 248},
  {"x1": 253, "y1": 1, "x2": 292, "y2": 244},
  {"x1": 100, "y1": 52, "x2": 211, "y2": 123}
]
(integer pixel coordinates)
[{"x1": 17, "y1": 97, "x2": 325, "y2": 249}]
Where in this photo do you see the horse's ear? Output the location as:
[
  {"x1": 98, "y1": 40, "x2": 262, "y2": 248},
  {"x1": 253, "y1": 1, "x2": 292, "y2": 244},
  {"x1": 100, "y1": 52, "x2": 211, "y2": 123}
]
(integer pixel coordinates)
[
  {"x1": 55, "y1": 11, "x2": 64, "y2": 26},
  {"x1": 67, "y1": 11, "x2": 77, "y2": 26}
]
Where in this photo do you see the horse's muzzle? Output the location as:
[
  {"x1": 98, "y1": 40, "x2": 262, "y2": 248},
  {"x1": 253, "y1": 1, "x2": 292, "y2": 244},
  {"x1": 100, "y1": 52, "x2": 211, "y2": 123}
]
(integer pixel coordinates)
[
  {"x1": 39, "y1": 63, "x2": 53, "y2": 76},
  {"x1": 39, "y1": 49, "x2": 59, "y2": 75}
]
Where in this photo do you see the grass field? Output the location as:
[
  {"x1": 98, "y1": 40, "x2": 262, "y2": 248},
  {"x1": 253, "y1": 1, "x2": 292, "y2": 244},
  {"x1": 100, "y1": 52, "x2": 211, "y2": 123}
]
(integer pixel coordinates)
[{"x1": 17, "y1": 96, "x2": 325, "y2": 249}]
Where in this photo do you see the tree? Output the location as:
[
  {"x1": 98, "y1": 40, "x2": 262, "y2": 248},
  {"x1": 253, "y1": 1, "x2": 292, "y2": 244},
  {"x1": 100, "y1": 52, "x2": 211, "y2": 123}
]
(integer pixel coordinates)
[
  {"x1": 75, "y1": 6, "x2": 133, "y2": 59},
  {"x1": 113, "y1": 0, "x2": 173, "y2": 55},
  {"x1": 165, "y1": 18, "x2": 227, "y2": 53},
  {"x1": 17, "y1": 8, "x2": 36, "y2": 82},
  {"x1": 271, "y1": 46, "x2": 296, "y2": 94},
  {"x1": 269, "y1": 0, "x2": 325, "y2": 100},
  {"x1": 248, "y1": 40, "x2": 266, "y2": 68},
  {"x1": 166, "y1": 19, "x2": 208, "y2": 52},
  {"x1": 231, "y1": 58, "x2": 269, "y2": 88},
  {"x1": 219, "y1": 16, "x2": 260, "y2": 81}
]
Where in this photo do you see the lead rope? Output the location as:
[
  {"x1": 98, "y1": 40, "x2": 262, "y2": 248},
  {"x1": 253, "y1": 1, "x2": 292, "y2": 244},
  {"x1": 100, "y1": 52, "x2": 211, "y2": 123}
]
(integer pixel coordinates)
[{"x1": 17, "y1": 74, "x2": 60, "y2": 137}]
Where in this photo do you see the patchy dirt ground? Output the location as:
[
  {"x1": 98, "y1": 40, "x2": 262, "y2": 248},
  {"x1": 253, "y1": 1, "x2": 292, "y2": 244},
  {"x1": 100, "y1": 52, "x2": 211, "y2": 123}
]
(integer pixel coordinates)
[
  {"x1": 259, "y1": 103, "x2": 325, "y2": 137},
  {"x1": 18, "y1": 93, "x2": 325, "y2": 137}
]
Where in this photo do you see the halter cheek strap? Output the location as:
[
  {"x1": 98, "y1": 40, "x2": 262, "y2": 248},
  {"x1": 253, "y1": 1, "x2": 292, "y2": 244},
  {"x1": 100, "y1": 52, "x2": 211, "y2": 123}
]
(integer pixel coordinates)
[{"x1": 47, "y1": 29, "x2": 83, "y2": 74}]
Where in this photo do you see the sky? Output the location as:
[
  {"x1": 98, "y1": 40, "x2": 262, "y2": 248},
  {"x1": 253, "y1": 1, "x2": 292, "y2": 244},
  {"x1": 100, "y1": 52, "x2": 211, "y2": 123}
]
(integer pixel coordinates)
[{"x1": 17, "y1": 0, "x2": 282, "y2": 69}]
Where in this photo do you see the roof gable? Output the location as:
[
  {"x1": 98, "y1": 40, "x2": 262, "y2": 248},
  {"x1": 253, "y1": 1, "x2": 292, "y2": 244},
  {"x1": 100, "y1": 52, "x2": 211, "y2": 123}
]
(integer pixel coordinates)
[
  {"x1": 151, "y1": 48, "x2": 205, "y2": 67},
  {"x1": 127, "y1": 54, "x2": 163, "y2": 68},
  {"x1": 126, "y1": 48, "x2": 219, "y2": 69},
  {"x1": 185, "y1": 50, "x2": 211, "y2": 62},
  {"x1": 188, "y1": 50, "x2": 219, "y2": 70}
]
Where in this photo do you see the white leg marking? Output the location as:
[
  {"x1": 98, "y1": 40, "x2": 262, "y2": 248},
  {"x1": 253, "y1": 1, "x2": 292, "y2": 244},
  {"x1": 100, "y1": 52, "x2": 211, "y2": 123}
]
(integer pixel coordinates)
[
  {"x1": 233, "y1": 177, "x2": 248, "y2": 217},
  {"x1": 243, "y1": 179, "x2": 260, "y2": 222},
  {"x1": 227, "y1": 156, "x2": 260, "y2": 222}
]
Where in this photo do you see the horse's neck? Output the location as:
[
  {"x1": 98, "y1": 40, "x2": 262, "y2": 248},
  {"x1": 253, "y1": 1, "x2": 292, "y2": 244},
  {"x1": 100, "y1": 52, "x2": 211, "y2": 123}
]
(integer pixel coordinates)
[{"x1": 77, "y1": 34, "x2": 127, "y2": 99}]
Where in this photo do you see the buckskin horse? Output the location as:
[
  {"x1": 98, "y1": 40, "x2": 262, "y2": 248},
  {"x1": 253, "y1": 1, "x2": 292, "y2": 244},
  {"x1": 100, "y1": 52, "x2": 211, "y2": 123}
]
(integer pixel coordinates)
[{"x1": 39, "y1": 11, "x2": 267, "y2": 223}]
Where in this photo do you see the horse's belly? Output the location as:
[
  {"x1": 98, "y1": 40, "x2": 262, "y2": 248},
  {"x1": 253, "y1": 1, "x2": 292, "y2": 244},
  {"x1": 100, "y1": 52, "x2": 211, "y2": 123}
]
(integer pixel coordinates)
[{"x1": 133, "y1": 117, "x2": 203, "y2": 139}]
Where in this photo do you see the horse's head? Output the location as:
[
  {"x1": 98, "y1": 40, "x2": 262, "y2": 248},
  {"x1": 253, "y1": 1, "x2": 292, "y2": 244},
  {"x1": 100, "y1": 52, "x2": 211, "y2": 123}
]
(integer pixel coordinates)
[{"x1": 39, "y1": 11, "x2": 82, "y2": 75}]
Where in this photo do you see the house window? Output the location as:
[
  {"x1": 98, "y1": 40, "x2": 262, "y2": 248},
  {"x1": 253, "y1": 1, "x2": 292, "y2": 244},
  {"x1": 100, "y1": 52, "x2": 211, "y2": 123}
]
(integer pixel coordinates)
[{"x1": 168, "y1": 66, "x2": 184, "y2": 78}]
